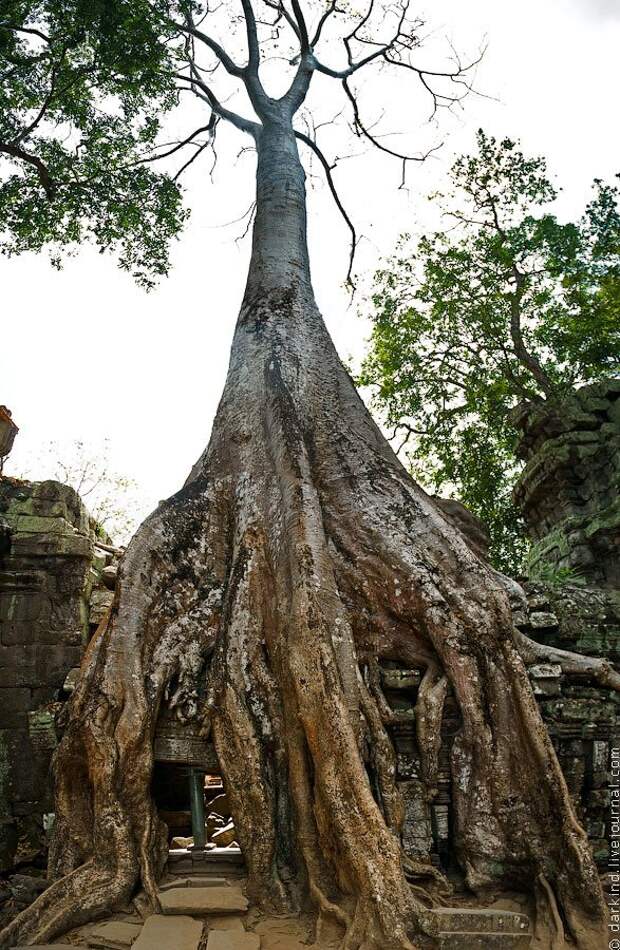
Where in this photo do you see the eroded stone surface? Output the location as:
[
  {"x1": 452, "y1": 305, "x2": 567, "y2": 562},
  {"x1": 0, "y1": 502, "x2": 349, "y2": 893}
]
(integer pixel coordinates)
[
  {"x1": 206, "y1": 932, "x2": 260, "y2": 950},
  {"x1": 88, "y1": 919, "x2": 143, "y2": 948},
  {"x1": 434, "y1": 908, "x2": 530, "y2": 934},
  {"x1": 132, "y1": 914, "x2": 203, "y2": 950},
  {"x1": 159, "y1": 886, "x2": 247, "y2": 915},
  {"x1": 439, "y1": 935, "x2": 531, "y2": 949},
  {"x1": 159, "y1": 876, "x2": 229, "y2": 890},
  {"x1": 207, "y1": 916, "x2": 246, "y2": 930}
]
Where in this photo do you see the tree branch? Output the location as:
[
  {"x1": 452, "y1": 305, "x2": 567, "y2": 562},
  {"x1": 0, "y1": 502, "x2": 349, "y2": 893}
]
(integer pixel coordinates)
[
  {"x1": 289, "y1": 0, "x2": 310, "y2": 52},
  {"x1": 0, "y1": 142, "x2": 55, "y2": 198},
  {"x1": 175, "y1": 70, "x2": 259, "y2": 138},
  {"x1": 174, "y1": 20, "x2": 245, "y2": 77},
  {"x1": 240, "y1": 0, "x2": 260, "y2": 71},
  {"x1": 311, "y1": 1, "x2": 340, "y2": 47},
  {"x1": 295, "y1": 130, "x2": 357, "y2": 285},
  {"x1": 342, "y1": 77, "x2": 440, "y2": 186},
  {"x1": 509, "y1": 270, "x2": 555, "y2": 398},
  {"x1": 260, "y1": 0, "x2": 300, "y2": 40}
]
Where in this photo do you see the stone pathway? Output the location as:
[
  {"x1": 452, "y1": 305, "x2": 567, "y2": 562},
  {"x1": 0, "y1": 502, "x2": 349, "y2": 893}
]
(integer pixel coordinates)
[{"x1": 12, "y1": 868, "x2": 533, "y2": 950}]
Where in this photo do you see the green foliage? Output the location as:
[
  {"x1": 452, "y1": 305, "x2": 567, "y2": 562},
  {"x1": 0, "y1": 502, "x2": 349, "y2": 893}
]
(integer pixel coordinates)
[
  {"x1": 526, "y1": 561, "x2": 586, "y2": 589},
  {"x1": 0, "y1": 1, "x2": 192, "y2": 286},
  {"x1": 360, "y1": 130, "x2": 620, "y2": 574}
]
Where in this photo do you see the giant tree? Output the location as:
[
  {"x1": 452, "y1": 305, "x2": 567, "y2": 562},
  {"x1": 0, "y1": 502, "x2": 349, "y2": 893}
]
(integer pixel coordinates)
[{"x1": 0, "y1": 4, "x2": 615, "y2": 950}]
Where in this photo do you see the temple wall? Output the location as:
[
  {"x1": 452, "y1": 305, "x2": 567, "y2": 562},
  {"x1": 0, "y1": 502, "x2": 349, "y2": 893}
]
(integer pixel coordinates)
[
  {"x1": 390, "y1": 581, "x2": 620, "y2": 873},
  {"x1": 0, "y1": 479, "x2": 115, "y2": 874},
  {"x1": 512, "y1": 378, "x2": 620, "y2": 588}
]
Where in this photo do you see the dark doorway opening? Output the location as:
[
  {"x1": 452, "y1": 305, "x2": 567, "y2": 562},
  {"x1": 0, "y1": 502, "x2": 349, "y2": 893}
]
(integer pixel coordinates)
[{"x1": 151, "y1": 763, "x2": 241, "y2": 856}]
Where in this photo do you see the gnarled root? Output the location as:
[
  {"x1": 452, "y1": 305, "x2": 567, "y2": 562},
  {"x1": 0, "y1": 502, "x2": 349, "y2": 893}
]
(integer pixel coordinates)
[{"x1": 515, "y1": 628, "x2": 620, "y2": 691}]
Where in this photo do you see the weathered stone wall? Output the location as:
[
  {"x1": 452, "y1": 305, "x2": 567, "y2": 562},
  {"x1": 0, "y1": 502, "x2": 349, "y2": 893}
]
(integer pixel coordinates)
[
  {"x1": 512, "y1": 377, "x2": 620, "y2": 587},
  {"x1": 0, "y1": 479, "x2": 112, "y2": 874},
  {"x1": 387, "y1": 580, "x2": 620, "y2": 875}
]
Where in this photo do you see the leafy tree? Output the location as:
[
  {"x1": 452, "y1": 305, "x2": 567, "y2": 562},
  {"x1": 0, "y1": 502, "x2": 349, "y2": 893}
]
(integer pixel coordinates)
[
  {"x1": 0, "y1": 0, "x2": 187, "y2": 286},
  {"x1": 360, "y1": 130, "x2": 620, "y2": 573}
]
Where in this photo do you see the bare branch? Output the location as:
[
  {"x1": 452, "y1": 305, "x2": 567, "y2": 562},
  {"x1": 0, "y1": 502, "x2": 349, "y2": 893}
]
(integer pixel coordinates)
[
  {"x1": 137, "y1": 122, "x2": 217, "y2": 167},
  {"x1": 342, "y1": 78, "x2": 441, "y2": 186},
  {"x1": 311, "y1": 1, "x2": 340, "y2": 46},
  {"x1": 290, "y1": 0, "x2": 310, "y2": 52},
  {"x1": 240, "y1": 0, "x2": 261, "y2": 71},
  {"x1": 295, "y1": 130, "x2": 357, "y2": 286},
  {"x1": 0, "y1": 22, "x2": 50, "y2": 43},
  {"x1": 173, "y1": 137, "x2": 214, "y2": 182},
  {"x1": 174, "y1": 20, "x2": 245, "y2": 77},
  {"x1": 174, "y1": 69, "x2": 259, "y2": 138},
  {"x1": 260, "y1": 0, "x2": 300, "y2": 40}
]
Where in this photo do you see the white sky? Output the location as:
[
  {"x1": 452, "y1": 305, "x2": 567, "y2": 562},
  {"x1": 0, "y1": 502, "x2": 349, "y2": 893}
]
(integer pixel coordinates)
[{"x1": 2, "y1": 0, "x2": 619, "y2": 526}]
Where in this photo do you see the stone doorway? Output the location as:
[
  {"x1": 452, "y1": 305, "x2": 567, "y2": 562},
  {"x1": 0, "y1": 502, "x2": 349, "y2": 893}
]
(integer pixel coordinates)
[{"x1": 152, "y1": 711, "x2": 243, "y2": 868}]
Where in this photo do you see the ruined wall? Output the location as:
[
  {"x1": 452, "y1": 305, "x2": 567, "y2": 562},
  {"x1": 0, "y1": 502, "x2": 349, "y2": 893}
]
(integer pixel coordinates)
[
  {"x1": 388, "y1": 580, "x2": 620, "y2": 874},
  {"x1": 0, "y1": 479, "x2": 114, "y2": 874},
  {"x1": 512, "y1": 378, "x2": 620, "y2": 587}
]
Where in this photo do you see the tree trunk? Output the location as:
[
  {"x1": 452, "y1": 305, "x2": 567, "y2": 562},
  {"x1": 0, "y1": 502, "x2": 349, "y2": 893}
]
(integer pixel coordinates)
[{"x1": 0, "y1": 119, "x2": 609, "y2": 950}]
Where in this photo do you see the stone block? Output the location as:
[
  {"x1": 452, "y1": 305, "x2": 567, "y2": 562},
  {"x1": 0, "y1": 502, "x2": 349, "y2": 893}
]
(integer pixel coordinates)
[
  {"x1": 159, "y1": 886, "x2": 248, "y2": 915},
  {"x1": 90, "y1": 589, "x2": 114, "y2": 625},
  {"x1": 439, "y1": 935, "x2": 531, "y2": 949},
  {"x1": 159, "y1": 877, "x2": 229, "y2": 890},
  {"x1": 27, "y1": 709, "x2": 58, "y2": 753},
  {"x1": 527, "y1": 664, "x2": 561, "y2": 679},
  {"x1": 0, "y1": 688, "x2": 31, "y2": 728},
  {"x1": 206, "y1": 934, "x2": 259, "y2": 950},
  {"x1": 132, "y1": 914, "x2": 203, "y2": 950},
  {"x1": 434, "y1": 908, "x2": 530, "y2": 934},
  {"x1": 207, "y1": 916, "x2": 245, "y2": 931},
  {"x1": 0, "y1": 643, "x2": 82, "y2": 688},
  {"x1": 528, "y1": 612, "x2": 559, "y2": 629},
  {"x1": 88, "y1": 920, "x2": 143, "y2": 948},
  {"x1": 381, "y1": 668, "x2": 422, "y2": 690}
]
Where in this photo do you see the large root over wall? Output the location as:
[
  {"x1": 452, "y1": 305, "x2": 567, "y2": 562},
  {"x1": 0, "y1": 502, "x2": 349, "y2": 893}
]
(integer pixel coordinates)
[{"x1": 0, "y1": 287, "x2": 612, "y2": 950}]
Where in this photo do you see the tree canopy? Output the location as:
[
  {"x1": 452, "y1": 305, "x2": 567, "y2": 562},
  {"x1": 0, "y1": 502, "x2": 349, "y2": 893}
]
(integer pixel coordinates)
[
  {"x1": 0, "y1": 1, "x2": 191, "y2": 286},
  {"x1": 0, "y1": 0, "x2": 478, "y2": 287},
  {"x1": 359, "y1": 130, "x2": 620, "y2": 573}
]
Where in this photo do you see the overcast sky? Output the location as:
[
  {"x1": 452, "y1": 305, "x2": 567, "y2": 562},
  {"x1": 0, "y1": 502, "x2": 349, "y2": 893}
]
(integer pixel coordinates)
[{"x1": 2, "y1": 0, "x2": 619, "y2": 530}]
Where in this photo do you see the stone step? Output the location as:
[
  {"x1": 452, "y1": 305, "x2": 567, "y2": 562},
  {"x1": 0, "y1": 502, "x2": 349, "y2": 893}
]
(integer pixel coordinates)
[
  {"x1": 207, "y1": 915, "x2": 246, "y2": 931},
  {"x1": 132, "y1": 914, "x2": 203, "y2": 950},
  {"x1": 159, "y1": 885, "x2": 248, "y2": 916},
  {"x1": 434, "y1": 908, "x2": 530, "y2": 934},
  {"x1": 169, "y1": 847, "x2": 244, "y2": 865},
  {"x1": 87, "y1": 920, "x2": 143, "y2": 948},
  {"x1": 159, "y1": 876, "x2": 229, "y2": 890},
  {"x1": 206, "y1": 933, "x2": 260, "y2": 949},
  {"x1": 439, "y1": 934, "x2": 531, "y2": 949}
]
